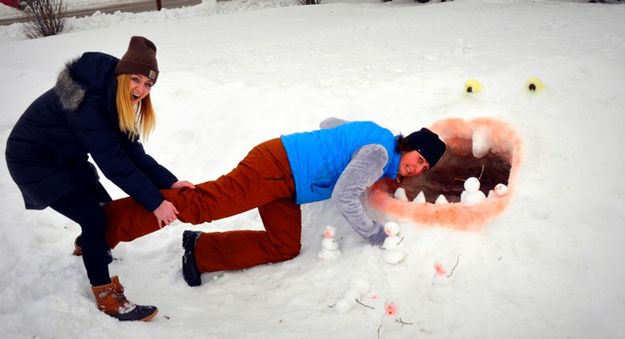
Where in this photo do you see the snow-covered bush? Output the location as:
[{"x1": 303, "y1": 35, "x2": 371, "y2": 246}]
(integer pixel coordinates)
[{"x1": 21, "y1": 0, "x2": 66, "y2": 38}]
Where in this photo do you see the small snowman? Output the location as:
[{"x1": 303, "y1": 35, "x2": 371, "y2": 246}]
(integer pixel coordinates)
[
  {"x1": 318, "y1": 225, "x2": 340, "y2": 261},
  {"x1": 429, "y1": 255, "x2": 460, "y2": 303},
  {"x1": 382, "y1": 222, "x2": 405, "y2": 264},
  {"x1": 460, "y1": 177, "x2": 486, "y2": 206},
  {"x1": 378, "y1": 301, "x2": 403, "y2": 337}
]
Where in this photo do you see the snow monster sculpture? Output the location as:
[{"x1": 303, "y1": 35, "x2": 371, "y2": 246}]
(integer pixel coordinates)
[{"x1": 367, "y1": 117, "x2": 523, "y2": 231}]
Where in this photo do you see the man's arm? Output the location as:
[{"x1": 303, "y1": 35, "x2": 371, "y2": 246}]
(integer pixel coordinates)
[{"x1": 332, "y1": 144, "x2": 388, "y2": 245}]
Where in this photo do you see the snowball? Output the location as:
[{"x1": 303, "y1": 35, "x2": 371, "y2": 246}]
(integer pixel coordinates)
[
  {"x1": 428, "y1": 283, "x2": 454, "y2": 303},
  {"x1": 383, "y1": 236, "x2": 403, "y2": 250},
  {"x1": 335, "y1": 299, "x2": 353, "y2": 314},
  {"x1": 460, "y1": 190, "x2": 486, "y2": 206},
  {"x1": 380, "y1": 314, "x2": 402, "y2": 332},
  {"x1": 383, "y1": 249, "x2": 405, "y2": 264},
  {"x1": 384, "y1": 222, "x2": 400, "y2": 236},
  {"x1": 343, "y1": 289, "x2": 360, "y2": 301},
  {"x1": 350, "y1": 278, "x2": 370, "y2": 296},
  {"x1": 321, "y1": 238, "x2": 338, "y2": 251},
  {"x1": 323, "y1": 225, "x2": 336, "y2": 238},
  {"x1": 432, "y1": 273, "x2": 453, "y2": 287},
  {"x1": 464, "y1": 177, "x2": 480, "y2": 191},
  {"x1": 318, "y1": 248, "x2": 340, "y2": 261},
  {"x1": 494, "y1": 183, "x2": 508, "y2": 196}
]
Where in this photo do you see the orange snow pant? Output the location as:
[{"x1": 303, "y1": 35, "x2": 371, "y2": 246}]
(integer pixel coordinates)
[{"x1": 103, "y1": 138, "x2": 302, "y2": 273}]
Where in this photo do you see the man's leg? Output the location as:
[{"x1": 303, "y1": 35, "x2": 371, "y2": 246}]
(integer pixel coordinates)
[
  {"x1": 193, "y1": 197, "x2": 302, "y2": 272},
  {"x1": 105, "y1": 138, "x2": 295, "y2": 248}
]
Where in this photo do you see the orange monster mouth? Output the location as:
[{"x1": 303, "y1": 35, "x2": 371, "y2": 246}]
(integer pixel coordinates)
[{"x1": 367, "y1": 117, "x2": 523, "y2": 231}]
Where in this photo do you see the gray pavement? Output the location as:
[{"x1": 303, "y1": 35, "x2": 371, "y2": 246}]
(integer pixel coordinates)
[{"x1": 0, "y1": 0, "x2": 202, "y2": 26}]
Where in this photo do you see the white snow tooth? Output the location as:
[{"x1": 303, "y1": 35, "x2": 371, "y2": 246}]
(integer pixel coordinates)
[
  {"x1": 488, "y1": 189, "x2": 495, "y2": 198},
  {"x1": 472, "y1": 127, "x2": 492, "y2": 158},
  {"x1": 435, "y1": 194, "x2": 449, "y2": 204},
  {"x1": 393, "y1": 187, "x2": 409, "y2": 201},
  {"x1": 412, "y1": 191, "x2": 427, "y2": 204}
]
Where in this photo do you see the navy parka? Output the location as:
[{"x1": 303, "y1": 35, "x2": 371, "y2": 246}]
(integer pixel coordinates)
[{"x1": 5, "y1": 52, "x2": 177, "y2": 211}]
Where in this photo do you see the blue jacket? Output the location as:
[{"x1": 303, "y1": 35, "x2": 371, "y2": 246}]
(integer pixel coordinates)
[
  {"x1": 281, "y1": 121, "x2": 400, "y2": 204},
  {"x1": 5, "y1": 52, "x2": 177, "y2": 211}
]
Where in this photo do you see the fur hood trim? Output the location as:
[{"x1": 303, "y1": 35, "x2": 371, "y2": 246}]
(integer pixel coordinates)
[{"x1": 54, "y1": 58, "x2": 85, "y2": 112}]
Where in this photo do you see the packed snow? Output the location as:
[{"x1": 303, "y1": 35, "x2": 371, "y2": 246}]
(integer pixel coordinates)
[{"x1": 1, "y1": 0, "x2": 625, "y2": 338}]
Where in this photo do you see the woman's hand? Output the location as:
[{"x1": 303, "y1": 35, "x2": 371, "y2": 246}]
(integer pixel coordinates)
[
  {"x1": 171, "y1": 180, "x2": 195, "y2": 189},
  {"x1": 153, "y1": 200, "x2": 179, "y2": 228}
]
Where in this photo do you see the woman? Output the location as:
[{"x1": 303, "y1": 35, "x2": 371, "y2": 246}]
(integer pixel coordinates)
[
  {"x1": 5, "y1": 36, "x2": 193, "y2": 321},
  {"x1": 102, "y1": 118, "x2": 446, "y2": 287}
]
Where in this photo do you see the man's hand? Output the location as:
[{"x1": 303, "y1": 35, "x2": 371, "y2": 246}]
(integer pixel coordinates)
[{"x1": 368, "y1": 221, "x2": 387, "y2": 246}]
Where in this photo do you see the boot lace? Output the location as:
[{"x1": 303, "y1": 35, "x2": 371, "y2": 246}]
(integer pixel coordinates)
[{"x1": 113, "y1": 285, "x2": 137, "y2": 314}]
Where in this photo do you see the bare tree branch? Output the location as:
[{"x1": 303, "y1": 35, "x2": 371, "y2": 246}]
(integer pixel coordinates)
[{"x1": 22, "y1": 0, "x2": 66, "y2": 39}]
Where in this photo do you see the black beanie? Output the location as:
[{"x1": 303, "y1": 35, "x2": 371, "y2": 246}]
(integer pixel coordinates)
[
  {"x1": 404, "y1": 128, "x2": 446, "y2": 168},
  {"x1": 114, "y1": 36, "x2": 159, "y2": 82}
]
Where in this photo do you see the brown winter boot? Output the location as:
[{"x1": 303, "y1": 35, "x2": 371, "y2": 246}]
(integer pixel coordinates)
[{"x1": 91, "y1": 276, "x2": 158, "y2": 321}]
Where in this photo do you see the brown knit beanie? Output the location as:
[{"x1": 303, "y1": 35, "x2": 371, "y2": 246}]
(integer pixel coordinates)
[{"x1": 114, "y1": 36, "x2": 159, "y2": 83}]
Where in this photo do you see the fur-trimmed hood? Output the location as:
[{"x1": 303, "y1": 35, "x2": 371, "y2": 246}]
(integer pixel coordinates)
[{"x1": 54, "y1": 52, "x2": 119, "y2": 112}]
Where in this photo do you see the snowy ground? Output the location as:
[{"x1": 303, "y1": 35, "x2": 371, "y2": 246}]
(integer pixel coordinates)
[{"x1": 1, "y1": 0, "x2": 625, "y2": 338}]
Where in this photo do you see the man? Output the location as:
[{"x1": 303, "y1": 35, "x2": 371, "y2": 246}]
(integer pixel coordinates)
[{"x1": 102, "y1": 118, "x2": 446, "y2": 286}]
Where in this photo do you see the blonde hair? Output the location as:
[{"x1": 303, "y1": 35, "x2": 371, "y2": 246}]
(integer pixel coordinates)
[{"x1": 115, "y1": 74, "x2": 156, "y2": 141}]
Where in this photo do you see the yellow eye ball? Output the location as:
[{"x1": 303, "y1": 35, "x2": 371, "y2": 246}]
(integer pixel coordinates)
[
  {"x1": 464, "y1": 79, "x2": 482, "y2": 94},
  {"x1": 525, "y1": 76, "x2": 544, "y2": 92}
]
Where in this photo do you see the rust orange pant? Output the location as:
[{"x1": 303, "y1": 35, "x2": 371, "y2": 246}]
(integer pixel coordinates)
[{"x1": 103, "y1": 138, "x2": 301, "y2": 273}]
